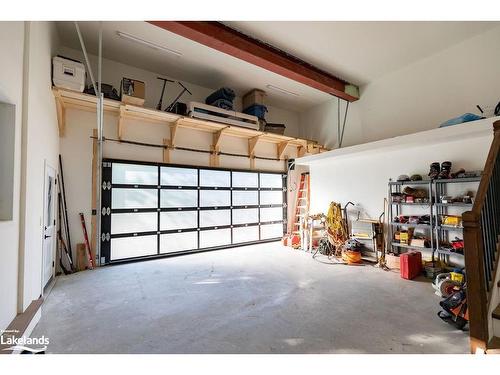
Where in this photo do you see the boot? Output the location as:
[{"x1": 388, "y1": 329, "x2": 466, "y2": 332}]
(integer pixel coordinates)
[
  {"x1": 438, "y1": 161, "x2": 452, "y2": 179},
  {"x1": 428, "y1": 162, "x2": 440, "y2": 180}
]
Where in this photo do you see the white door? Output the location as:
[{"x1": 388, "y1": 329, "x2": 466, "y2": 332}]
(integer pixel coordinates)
[{"x1": 42, "y1": 163, "x2": 56, "y2": 288}]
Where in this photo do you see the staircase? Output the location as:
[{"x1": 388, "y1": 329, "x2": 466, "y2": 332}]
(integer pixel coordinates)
[{"x1": 463, "y1": 120, "x2": 500, "y2": 353}]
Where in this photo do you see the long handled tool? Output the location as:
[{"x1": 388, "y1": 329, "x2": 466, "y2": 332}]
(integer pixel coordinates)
[
  {"x1": 165, "y1": 81, "x2": 192, "y2": 113},
  {"x1": 58, "y1": 155, "x2": 72, "y2": 260},
  {"x1": 79, "y1": 213, "x2": 94, "y2": 270},
  {"x1": 156, "y1": 77, "x2": 174, "y2": 110},
  {"x1": 58, "y1": 193, "x2": 74, "y2": 273}
]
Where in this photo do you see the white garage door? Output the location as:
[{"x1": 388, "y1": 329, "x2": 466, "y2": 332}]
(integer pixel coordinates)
[{"x1": 100, "y1": 159, "x2": 286, "y2": 263}]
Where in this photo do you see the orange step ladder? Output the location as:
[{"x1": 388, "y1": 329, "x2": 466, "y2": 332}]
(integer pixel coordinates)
[{"x1": 283, "y1": 172, "x2": 310, "y2": 247}]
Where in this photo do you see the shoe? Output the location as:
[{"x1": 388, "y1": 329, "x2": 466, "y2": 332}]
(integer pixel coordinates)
[
  {"x1": 438, "y1": 161, "x2": 452, "y2": 179},
  {"x1": 428, "y1": 162, "x2": 440, "y2": 180}
]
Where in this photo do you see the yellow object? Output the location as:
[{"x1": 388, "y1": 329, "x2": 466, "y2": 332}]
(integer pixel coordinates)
[
  {"x1": 442, "y1": 215, "x2": 461, "y2": 227},
  {"x1": 450, "y1": 272, "x2": 464, "y2": 283},
  {"x1": 400, "y1": 232, "x2": 409, "y2": 245},
  {"x1": 326, "y1": 202, "x2": 348, "y2": 251},
  {"x1": 342, "y1": 250, "x2": 362, "y2": 264}
]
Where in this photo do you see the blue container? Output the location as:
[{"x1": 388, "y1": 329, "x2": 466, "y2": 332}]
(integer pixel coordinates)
[
  {"x1": 243, "y1": 104, "x2": 268, "y2": 120},
  {"x1": 439, "y1": 113, "x2": 483, "y2": 128}
]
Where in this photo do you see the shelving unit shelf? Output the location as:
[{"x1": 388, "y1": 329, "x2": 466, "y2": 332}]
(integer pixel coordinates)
[
  {"x1": 52, "y1": 87, "x2": 328, "y2": 161},
  {"x1": 388, "y1": 179, "x2": 435, "y2": 260},
  {"x1": 388, "y1": 176, "x2": 481, "y2": 263},
  {"x1": 434, "y1": 176, "x2": 481, "y2": 263}
]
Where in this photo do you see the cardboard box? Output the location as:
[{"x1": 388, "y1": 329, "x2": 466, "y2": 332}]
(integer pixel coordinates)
[
  {"x1": 242, "y1": 89, "x2": 266, "y2": 110},
  {"x1": 386, "y1": 253, "x2": 400, "y2": 270},
  {"x1": 410, "y1": 238, "x2": 426, "y2": 248},
  {"x1": 121, "y1": 77, "x2": 145, "y2": 106}
]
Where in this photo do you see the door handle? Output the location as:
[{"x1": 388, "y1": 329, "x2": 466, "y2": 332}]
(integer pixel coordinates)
[{"x1": 44, "y1": 235, "x2": 52, "y2": 239}]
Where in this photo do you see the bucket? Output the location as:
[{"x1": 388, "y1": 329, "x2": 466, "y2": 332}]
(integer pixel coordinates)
[{"x1": 342, "y1": 250, "x2": 362, "y2": 264}]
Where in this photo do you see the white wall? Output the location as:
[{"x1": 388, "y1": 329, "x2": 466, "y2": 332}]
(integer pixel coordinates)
[
  {"x1": 300, "y1": 25, "x2": 500, "y2": 149},
  {"x1": 0, "y1": 22, "x2": 25, "y2": 331},
  {"x1": 300, "y1": 99, "x2": 363, "y2": 149},
  {"x1": 18, "y1": 22, "x2": 61, "y2": 311},
  {"x1": 58, "y1": 46, "x2": 300, "y2": 137},
  {"x1": 299, "y1": 117, "x2": 497, "y2": 264}
]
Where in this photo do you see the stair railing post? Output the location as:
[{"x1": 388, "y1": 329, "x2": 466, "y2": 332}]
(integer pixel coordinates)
[{"x1": 463, "y1": 211, "x2": 489, "y2": 353}]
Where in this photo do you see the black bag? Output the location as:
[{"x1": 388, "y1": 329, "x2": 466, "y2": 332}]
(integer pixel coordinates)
[{"x1": 84, "y1": 83, "x2": 120, "y2": 101}]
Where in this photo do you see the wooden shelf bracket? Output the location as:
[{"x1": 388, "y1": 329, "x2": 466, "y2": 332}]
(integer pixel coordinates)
[
  {"x1": 248, "y1": 135, "x2": 261, "y2": 169},
  {"x1": 278, "y1": 140, "x2": 290, "y2": 160},
  {"x1": 170, "y1": 120, "x2": 180, "y2": 147}
]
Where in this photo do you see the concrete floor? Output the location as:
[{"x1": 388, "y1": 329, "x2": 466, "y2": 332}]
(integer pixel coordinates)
[{"x1": 32, "y1": 243, "x2": 469, "y2": 353}]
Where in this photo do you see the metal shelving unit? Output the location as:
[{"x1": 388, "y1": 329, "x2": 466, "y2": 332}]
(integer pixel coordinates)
[
  {"x1": 388, "y1": 175, "x2": 481, "y2": 263},
  {"x1": 434, "y1": 176, "x2": 481, "y2": 261},
  {"x1": 388, "y1": 179, "x2": 435, "y2": 259}
]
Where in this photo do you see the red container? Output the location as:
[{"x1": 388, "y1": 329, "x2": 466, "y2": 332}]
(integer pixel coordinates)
[{"x1": 400, "y1": 251, "x2": 422, "y2": 280}]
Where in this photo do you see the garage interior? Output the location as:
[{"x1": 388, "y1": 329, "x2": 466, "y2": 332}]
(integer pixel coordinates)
[{"x1": 1, "y1": 20, "x2": 500, "y2": 355}]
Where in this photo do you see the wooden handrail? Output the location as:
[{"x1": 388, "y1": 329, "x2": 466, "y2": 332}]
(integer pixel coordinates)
[{"x1": 463, "y1": 120, "x2": 500, "y2": 353}]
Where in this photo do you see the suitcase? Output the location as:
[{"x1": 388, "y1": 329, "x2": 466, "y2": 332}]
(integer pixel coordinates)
[{"x1": 400, "y1": 251, "x2": 422, "y2": 280}]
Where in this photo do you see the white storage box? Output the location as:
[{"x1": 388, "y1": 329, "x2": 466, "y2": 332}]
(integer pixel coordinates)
[{"x1": 52, "y1": 56, "x2": 86, "y2": 92}]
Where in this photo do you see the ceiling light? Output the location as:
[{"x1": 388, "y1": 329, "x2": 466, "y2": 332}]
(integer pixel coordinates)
[
  {"x1": 116, "y1": 31, "x2": 182, "y2": 57},
  {"x1": 266, "y1": 84, "x2": 299, "y2": 97}
]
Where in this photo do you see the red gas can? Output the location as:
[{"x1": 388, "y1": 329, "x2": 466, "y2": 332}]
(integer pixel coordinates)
[{"x1": 400, "y1": 251, "x2": 422, "y2": 280}]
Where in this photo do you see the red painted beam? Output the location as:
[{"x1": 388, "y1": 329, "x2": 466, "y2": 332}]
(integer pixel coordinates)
[{"x1": 148, "y1": 21, "x2": 359, "y2": 102}]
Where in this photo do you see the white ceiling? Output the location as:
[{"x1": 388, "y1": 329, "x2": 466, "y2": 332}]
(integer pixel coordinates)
[
  {"x1": 225, "y1": 21, "x2": 497, "y2": 85},
  {"x1": 55, "y1": 21, "x2": 497, "y2": 112}
]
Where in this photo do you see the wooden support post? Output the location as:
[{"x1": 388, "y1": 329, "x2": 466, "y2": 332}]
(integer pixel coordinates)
[
  {"x1": 118, "y1": 105, "x2": 125, "y2": 140},
  {"x1": 277, "y1": 141, "x2": 290, "y2": 160},
  {"x1": 54, "y1": 92, "x2": 66, "y2": 137},
  {"x1": 163, "y1": 138, "x2": 170, "y2": 163},
  {"x1": 90, "y1": 128, "x2": 97, "y2": 265},
  {"x1": 209, "y1": 129, "x2": 226, "y2": 167},
  {"x1": 463, "y1": 211, "x2": 489, "y2": 353},
  {"x1": 248, "y1": 135, "x2": 260, "y2": 170}
]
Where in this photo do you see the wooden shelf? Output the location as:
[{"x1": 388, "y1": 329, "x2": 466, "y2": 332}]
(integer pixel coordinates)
[{"x1": 52, "y1": 87, "x2": 329, "y2": 157}]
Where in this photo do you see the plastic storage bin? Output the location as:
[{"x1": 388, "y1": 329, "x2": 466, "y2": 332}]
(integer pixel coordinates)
[
  {"x1": 52, "y1": 56, "x2": 86, "y2": 92},
  {"x1": 243, "y1": 104, "x2": 268, "y2": 120}
]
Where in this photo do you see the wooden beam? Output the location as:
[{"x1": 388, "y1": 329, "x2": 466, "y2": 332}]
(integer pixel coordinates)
[
  {"x1": 277, "y1": 141, "x2": 290, "y2": 160},
  {"x1": 118, "y1": 105, "x2": 125, "y2": 140},
  {"x1": 148, "y1": 21, "x2": 359, "y2": 102},
  {"x1": 54, "y1": 92, "x2": 66, "y2": 137},
  {"x1": 163, "y1": 138, "x2": 170, "y2": 163}
]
